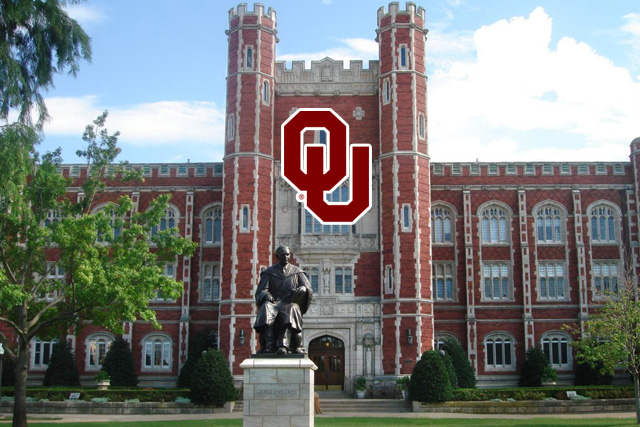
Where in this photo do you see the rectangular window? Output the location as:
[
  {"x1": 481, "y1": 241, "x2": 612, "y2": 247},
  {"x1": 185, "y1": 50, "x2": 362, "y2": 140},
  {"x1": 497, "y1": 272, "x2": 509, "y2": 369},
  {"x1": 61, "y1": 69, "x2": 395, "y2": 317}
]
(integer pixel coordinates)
[
  {"x1": 70, "y1": 165, "x2": 80, "y2": 177},
  {"x1": 524, "y1": 164, "x2": 534, "y2": 175},
  {"x1": 214, "y1": 164, "x2": 223, "y2": 176},
  {"x1": 482, "y1": 262, "x2": 511, "y2": 301},
  {"x1": 596, "y1": 163, "x2": 606, "y2": 174},
  {"x1": 201, "y1": 263, "x2": 220, "y2": 302},
  {"x1": 384, "y1": 265, "x2": 393, "y2": 294},
  {"x1": 451, "y1": 164, "x2": 461, "y2": 175},
  {"x1": 470, "y1": 164, "x2": 480, "y2": 175},
  {"x1": 142, "y1": 165, "x2": 151, "y2": 176},
  {"x1": 383, "y1": 78, "x2": 391, "y2": 105},
  {"x1": 152, "y1": 263, "x2": 177, "y2": 302},
  {"x1": 543, "y1": 164, "x2": 553, "y2": 175},
  {"x1": 561, "y1": 163, "x2": 571, "y2": 175},
  {"x1": 401, "y1": 204, "x2": 411, "y2": 232},
  {"x1": 593, "y1": 261, "x2": 619, "y2": 296},
  {"x1": 160, "y1": 165, "x2": 170, "y2": 176},
  {"x1": 240, "y1": 205, "x2": 250, "y2": 232},
  {"x1": 614, "y1": 163, "x2": 624, "y2": 175},
  {"x1": 578, "y1": 164, "x2": 589, "y2": 175},
  {"x1": 488, "y1": 164, "x2": 498, "y2": 175},
  {"x1": 538, "y1": 262, "x2": 566, "y2": 300},
  {"x1": 334, "y1": 267, "x2": 353, "y2": 294},
  {"x1": 506, "y1": 164, "x2": 516, "y2": 175},
  {"x1": 433, "y1": 164, "x2": 443, "y2": 175},
  {"x1": 178, "y1": 165, "x2": 187, "y2": 176},
  {"x1": 196, "y1": 164, "x2": 205, "y2": 176},
  {"x1": 432, "y1": 263, "x2": 455, "y2": 301}
]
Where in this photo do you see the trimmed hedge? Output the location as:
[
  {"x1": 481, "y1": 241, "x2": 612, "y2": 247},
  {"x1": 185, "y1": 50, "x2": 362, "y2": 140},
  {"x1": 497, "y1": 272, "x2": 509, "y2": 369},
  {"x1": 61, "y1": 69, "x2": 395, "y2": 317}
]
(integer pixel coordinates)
[
  {"x1": 0, "y1": 387, "x2": 192, "y2": 403},
  {"x1": 450, "y1": 385, "x2": 634, "y2": 402},
  {"x1": 409, "y1": 350, "x2": 453, "y2": 402}
]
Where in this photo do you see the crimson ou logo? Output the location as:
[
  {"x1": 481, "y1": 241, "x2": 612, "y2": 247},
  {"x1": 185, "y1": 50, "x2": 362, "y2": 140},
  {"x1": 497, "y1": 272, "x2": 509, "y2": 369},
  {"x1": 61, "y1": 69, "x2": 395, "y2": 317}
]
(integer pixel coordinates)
[{"x1": 281, "y1": 108, "x2": 372, "y2": 224}]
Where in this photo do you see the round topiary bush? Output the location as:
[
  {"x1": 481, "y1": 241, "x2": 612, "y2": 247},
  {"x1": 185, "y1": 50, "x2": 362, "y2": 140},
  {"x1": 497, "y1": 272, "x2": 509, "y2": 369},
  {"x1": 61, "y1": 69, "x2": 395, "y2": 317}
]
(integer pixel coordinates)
[
  {"x1": 190, "y1": 349, "x2": 236, "y2": 407},
  {"x1": 441, "y1": 339, "x2": 476, "y2": 388},
  {"x1": 43, "y1": 339, "x2": 80, "y2": 386},
  {"x1": 519, "y1": 346, "x2": 549, "y2": 387},
  {"x1": 102, "y1": 337, "x2": 138, "y2": 387},
  {"x1": 408, "y1": 350, "x2": 453, "y2": 402}
]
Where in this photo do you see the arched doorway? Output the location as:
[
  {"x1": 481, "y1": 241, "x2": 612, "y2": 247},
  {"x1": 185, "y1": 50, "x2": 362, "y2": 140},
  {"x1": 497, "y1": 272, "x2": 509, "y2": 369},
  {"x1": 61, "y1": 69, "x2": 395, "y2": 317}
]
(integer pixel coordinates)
[{"x1": 309, "y1": 335, "x2": 345, "y2": 391}]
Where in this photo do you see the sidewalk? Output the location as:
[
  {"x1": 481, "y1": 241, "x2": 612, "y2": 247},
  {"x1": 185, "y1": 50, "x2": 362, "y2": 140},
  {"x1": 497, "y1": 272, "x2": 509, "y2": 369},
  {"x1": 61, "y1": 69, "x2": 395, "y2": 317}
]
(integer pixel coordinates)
[{"x1": 0, "y1": 410, "x2": 636, "y2": 423}]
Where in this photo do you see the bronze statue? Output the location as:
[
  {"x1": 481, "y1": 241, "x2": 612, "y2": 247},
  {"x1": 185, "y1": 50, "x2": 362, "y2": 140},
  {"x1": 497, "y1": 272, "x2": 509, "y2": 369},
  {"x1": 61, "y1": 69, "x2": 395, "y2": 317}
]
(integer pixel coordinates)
[{"x1": 254, "y1": 245, "x2": 313, "y2": 354}]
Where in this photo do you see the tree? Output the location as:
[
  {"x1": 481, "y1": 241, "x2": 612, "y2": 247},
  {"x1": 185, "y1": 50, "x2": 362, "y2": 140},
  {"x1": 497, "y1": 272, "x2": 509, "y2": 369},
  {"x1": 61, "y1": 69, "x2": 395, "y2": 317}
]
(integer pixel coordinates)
[
  {"x1": 518, "y1": 346, "x2": 550, "y2": 387},
  {"x1": 0, "y1": 114, "x2": 196, "y2": 427},
  {"x1": 189, "y1": 349, "x2": 236, "y2": 407},
  {"x1": 101, "y1": 337, "x2": 137, "y2": 387},
  {"x1": 42, "y1": 338, "x2": 80, "y2": 386},
  {"x1": 408, "y1": 350, "x2": 453, "y2": 403},
  {"x1": 178, "y1": 328, "x2": 217, "y2": 388},
  {"x1": 440, "y1": 351, "x2": 458, "y2": 389},
  {"x1": 0, "y1": 0, "x2": 92, "y2": 129},
  {"x1": 570, "y1": 267, "x2": 640, "y2": 424},
  {"x1": 441, "y1": 339, "x2": 476, "y2": 388}
]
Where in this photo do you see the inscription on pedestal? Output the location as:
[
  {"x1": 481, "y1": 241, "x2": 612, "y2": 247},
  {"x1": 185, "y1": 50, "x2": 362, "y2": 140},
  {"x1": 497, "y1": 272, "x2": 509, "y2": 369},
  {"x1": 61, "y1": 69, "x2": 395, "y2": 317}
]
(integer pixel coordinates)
[{"x1": 255, "y1": 384, "x2": 300, "y2": 399}]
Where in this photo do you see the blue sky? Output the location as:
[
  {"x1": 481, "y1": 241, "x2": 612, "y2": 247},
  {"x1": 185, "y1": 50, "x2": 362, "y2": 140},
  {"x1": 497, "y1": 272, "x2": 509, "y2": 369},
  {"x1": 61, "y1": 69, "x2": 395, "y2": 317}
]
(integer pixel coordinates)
[{"x1": 17, "y1": 0, "x2": 640, "y2": 164}]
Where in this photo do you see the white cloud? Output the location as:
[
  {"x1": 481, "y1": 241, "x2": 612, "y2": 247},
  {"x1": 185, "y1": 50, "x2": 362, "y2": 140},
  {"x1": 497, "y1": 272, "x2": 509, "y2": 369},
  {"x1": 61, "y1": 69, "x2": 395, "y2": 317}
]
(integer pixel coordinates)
[
  {"x1": 64, "y1": 4, "x2": 107, "y2": 26},
  {"x1": 428, "y1": 7, "x2": 640, "y2": 162},
  {"x1": 44, "y1": 96, "x2": 226, "y2": 151},
  {"x1": 278, "y1": 38, "x2": 378, "y2": 67}
]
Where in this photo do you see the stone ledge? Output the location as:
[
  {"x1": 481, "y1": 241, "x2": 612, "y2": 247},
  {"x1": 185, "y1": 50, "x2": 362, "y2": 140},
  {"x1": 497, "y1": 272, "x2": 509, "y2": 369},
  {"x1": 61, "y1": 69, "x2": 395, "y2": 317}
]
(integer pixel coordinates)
[
  {"x1": 0, "y1": 401, "x2": 234, "y2": 415},
  {"x1": 413, "y1": 398, "x2": 635, "y2": 414}
]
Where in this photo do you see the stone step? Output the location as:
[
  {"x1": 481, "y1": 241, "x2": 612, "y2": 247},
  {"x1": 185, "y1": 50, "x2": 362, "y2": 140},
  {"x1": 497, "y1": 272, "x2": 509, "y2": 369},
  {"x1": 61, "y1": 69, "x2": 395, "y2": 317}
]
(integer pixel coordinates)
[{"x1": 317, "y1": 398, "x2": 411, "y2": 413}]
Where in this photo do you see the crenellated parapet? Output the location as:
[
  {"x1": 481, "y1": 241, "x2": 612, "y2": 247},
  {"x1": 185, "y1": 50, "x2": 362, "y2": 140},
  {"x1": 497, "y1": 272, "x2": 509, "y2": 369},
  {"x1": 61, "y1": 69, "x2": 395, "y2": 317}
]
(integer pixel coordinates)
[
  {"x1": 275, "y1": 57, "x2": 379, "y2": 96},
  {"x1": 228, "y1": 3, "x2": 276, "y2": 23},
  {"x1": 377, "y1": 1, "x2": 426, "y2": 27}
]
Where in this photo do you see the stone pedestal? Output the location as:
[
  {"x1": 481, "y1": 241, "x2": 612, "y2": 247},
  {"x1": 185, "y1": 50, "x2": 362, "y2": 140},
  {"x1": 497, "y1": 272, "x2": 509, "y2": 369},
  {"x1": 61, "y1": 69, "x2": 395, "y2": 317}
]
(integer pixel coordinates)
[{"x1": 240, "y1": 355, "x2": 317, "y2": 427}]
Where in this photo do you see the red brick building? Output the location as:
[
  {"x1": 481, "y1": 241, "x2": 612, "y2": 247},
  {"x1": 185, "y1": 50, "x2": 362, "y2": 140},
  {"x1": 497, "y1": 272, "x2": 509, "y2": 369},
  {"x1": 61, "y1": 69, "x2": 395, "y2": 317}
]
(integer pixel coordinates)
[{"x1": 9, "y1": 3, "x2": 640, "y2": 390}]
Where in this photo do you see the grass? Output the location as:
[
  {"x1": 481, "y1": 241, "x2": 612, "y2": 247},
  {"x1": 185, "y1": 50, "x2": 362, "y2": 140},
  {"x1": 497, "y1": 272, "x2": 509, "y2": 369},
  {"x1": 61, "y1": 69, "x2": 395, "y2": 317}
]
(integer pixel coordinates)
[{"x1": 0, "y1": 418, "x2": 636, "y2": 427}]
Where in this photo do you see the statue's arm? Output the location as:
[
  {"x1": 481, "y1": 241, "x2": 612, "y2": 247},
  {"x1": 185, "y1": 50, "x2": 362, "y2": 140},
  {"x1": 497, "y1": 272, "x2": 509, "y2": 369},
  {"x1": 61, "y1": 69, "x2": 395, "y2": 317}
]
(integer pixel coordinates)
[{"x1": 255, "y1": 272, "x2": 274, "y2": 304}]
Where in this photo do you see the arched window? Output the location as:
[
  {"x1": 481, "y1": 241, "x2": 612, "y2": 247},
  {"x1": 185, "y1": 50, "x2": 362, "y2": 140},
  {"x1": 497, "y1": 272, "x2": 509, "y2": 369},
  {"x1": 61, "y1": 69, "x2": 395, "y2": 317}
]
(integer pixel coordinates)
[
  {"x1": 434, "y1": 332, "x2": 460, "y2": 351},
  {"x1": 227, "y1": 115, "x2": 235, "y2": 140},
  {"x1": 142, "y1": 334, "x2": 172, "y2": 371},
  {"x1": 541, "y1": 332, "x2": 571, "y2": 369},
  {"x1": 246, "y1": 46, "x2": 253, "y2": 69},
  {"x1": 151, "y1": 206, "x2": 178, "y2": 237},
  {"x1": 536, "y1": 204, "x2": 564, "y2": 243},
  {"x1": 262, "y1": 80, "x2": 270, "y2": 104},
  {"x1": 86, "y1": 333, "x2": 114, "y2": 370},
  {"x1": 484, "y1": 333, "x2": 515, "y2": 370},
  {"x1": 43, "y1": 209, "x2": 62, "y2": 227},
  {"x1": 384, "y1": 265, "x2": 393, "y2": 294},
  {"x1": 203, "y1": 207, "x2": 222, "y2": 244},
  {"x1": 240, "y1": 205, "x2": 250, "y2": 232},
  {"x1": 432, "y1": 206, "x2": 453, "y2": 243},
  {"x1": 402, "y1": 204, "x2": 411, "y2": 231},
  {"x1": 202, "y1": 263, "x2": 220, "y2": 302},
  {"x1": 433, "y1": 263, "x2": 454, "y2": 301},
  {"x1": 383, "y1": 78, "x2": 391, "y2": 104},
  {"x1": 481, "y1": 205, "x2": 508, "y2": 243},
  {"x1": 399, "y1": 45, "x2": 408, "y2": 69},
  {"x1": 590, "y1": 203, "x2": 618, "y2": 243}
]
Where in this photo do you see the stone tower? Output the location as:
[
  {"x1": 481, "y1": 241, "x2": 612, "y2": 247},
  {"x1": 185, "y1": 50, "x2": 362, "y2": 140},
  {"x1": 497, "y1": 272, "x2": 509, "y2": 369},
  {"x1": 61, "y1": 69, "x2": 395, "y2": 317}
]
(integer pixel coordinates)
[
  {"x1": 376, "y1": 2, "x2": 432, "y2": 375},
  {"x1": 220, "y1": 3, "x2": 277, "y2": 374}
]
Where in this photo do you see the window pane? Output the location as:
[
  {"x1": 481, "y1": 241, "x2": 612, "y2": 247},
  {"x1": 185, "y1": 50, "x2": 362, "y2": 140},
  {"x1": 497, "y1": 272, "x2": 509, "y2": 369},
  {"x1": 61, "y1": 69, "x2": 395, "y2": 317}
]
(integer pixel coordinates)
[
  {"x1": 504, "y1": 343, "x2": 512, "y2": 365},
  {"x1": 444, "y1": 217, "x2": 451, "y2": 241},
  {"x1": 487, "y1": 342, "x2": 494, "y2": 365},
  {"x1": 495, "y1": 342, "x2": 503, "y2": 365}
]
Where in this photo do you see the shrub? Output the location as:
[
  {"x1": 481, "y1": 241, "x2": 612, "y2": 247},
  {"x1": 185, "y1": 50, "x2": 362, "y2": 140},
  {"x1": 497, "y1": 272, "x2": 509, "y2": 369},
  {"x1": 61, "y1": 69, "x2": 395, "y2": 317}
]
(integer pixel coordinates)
[
  {"x1": 355, "y1": 376, "x2": 366, "y2": 391},
  {"x1": 519, "y1": 347, "x2": 549, "y2": 387},
  {"x1": 102, "y1": 337, "x2": 138, "y2": 387},
  {"x1": 1, "y1": 351, "x2": 16, "y2": 386},
  {"x1": 574, "y1": 359, "x2": 613, "y2": 386},
  {"x1": 190, "y1": 349, "x2": 236, "y2": 406},
  {"x1": 178, "y1": 329, "x2": 218, "y2": 388},
  {"x1": 440, "y1": 352, "x2": 458, "y2": 389},
  {"x1": 43, "y1": 339, "x2": 80, "y2": 386},
  {"x1": 441, "y1": 339, "x2": 476, "y2": 388},
  {"x1": 409, "y1": 350, "x2": 452, "y2": 402}
]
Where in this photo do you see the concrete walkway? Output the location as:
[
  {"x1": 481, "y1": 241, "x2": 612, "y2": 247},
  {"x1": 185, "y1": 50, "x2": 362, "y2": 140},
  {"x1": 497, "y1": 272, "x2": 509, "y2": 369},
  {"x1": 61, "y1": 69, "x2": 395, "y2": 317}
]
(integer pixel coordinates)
[{"x1": 0, "y1": 410, "x2": 637, "y2": 423}]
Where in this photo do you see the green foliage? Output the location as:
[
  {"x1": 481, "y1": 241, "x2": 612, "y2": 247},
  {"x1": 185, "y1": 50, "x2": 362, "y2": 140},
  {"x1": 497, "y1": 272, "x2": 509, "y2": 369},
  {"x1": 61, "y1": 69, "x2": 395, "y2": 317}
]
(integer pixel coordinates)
[
  {"x1": 93, "y1": 370, "x2": 110, "y2": 382},
  {"x1": 355, "y1": 376, "x2": 366, "y2": 391},
  {"x1": 441, "y1": 339, "x2": 476, "y2": 388},
  {"x1": 189, "y1": 349, "x2": 236, "y2": 406},
  {"x1": 101, "y1": 337, "x2": 138, "y2": 387},
  {"x1": 574, "y1": 358, "x2": 613, "y2": 386},
  {"x1": 396, "y1": 375, "x2": 410, "y2": 390},
  {"x1": 409, "y1": 350, "x2": 453, "y2": 402},
  {"x1": 1, "y1": 351, "x2": 16, "y2": 386},
  {"x1": 43, "y1": 339, "x2": 80, "y2": 386},
  {"x1": 0, "y1": 0, "x2": 92, "y2": 128},
  {"x1": 178, "y1": 329, "x2": 218, "y2": 388},
  {"x1": 450, "y1": 385, "x2": 634, "y2": 401},
  {"x1": 519, "y1": 347, "x2": 550, "y2": 387},
  {"x1": 440, "y1": 352, "x2": 458, "y2": 389}
]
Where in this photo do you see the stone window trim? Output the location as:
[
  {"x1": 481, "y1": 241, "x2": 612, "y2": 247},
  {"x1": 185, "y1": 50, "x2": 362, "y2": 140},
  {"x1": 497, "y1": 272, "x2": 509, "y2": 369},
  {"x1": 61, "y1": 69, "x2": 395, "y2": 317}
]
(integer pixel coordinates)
[
  {"x1": 432, "y1": 204, "x2": 455, "y2": 245},
  {"x1": 432, "y1": 262, "x2": 456, "y2": 301},
  {"x1": 200, "y1": 262, "x2": 221, "y2": 302},
  {"x1": 333, "y1": 265, "x2": 354, "y2": 295},
  {"x1": 540, "y1": 331, "x2": 572, "y2": 370},
  {"x1": 384, "y1": 265, "x2": 394, "y2": 295},
  {"x1": 587, "y1": 201, "x2": 621, "y2": 245},
  {"x1": 592, "y1": 259, "x2": 621, "y2": 299},
  {"x1": 262, "y1": 80, "x2": 270, "y2": 105},
  {"x1": 31, "y1": 338, "x2": 60, "y2": 370},
  {"x1": 92, "y1": 202, "x2": 125, "y2": 243},
  {"x1": 244, "y1": 45, "x2": 254, "y2": 70},
  {"x1": 301, "y1": 265, "x2": 320, "y2": 295},
  {"x1": 398, "y1": 44, "x2": 409, "y2": 70},
  {"x1": 141, "y1": 333, "x2": 173, "y2": 372},
  {"x1": 240, "y1": 204, "x2": 251, "y2": 232},
  {"x1": 201, "y1": 204, "x2": 223, "y2": 246},
  {"x1": 383, "y1": 78, "x2": 391, "y2": 105},
  {"x1": 434, "y1": 332, "x2": 460, "y2": 351},
  {"x1": 481, "y1": 261, "x2": 513, "y2": 301},
  {"x1": 483, "y1": 332, "x2": 516, "y2": 372},
  {"x1": 149, "y1": 204, "x2": 180, "y2": 243},
  {"x1": 478, "y1": 202, "x2": 512, "y2": 245},
  {"x1": 418, "y1": 113, "x2": 425, "y2": 139},
  {"x1": 401, "y1": 204, "x2": 412, "y2": 232},
  {"x1": 536, "y1": 261, "x2": 567, "y2": 301},
  {"x1": 85, "y1": 332, "x2": 115, "y2": 371},
  {"x1": 227, "y1": 114, "x2": 235, "y2": 141},
  {"x1": 150, "y1": 261, "x2": 178, "y2": 303},
  {"x1": 533, "y1": 201, "x2": 567, "y2": 245}
]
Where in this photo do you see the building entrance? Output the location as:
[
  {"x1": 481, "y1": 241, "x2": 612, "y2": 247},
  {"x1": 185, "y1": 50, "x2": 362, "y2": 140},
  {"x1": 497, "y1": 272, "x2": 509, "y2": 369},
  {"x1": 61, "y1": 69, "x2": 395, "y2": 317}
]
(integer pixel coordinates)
[{"x1": 309, "y1": 335, "x2": 345, "y2": 391}]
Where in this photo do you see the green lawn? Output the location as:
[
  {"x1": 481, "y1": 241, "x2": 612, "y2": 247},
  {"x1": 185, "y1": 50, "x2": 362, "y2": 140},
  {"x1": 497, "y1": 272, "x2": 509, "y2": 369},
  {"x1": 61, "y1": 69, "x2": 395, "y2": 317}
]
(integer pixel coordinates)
[{"x1": 1, "y1": 418, "x2": 636, "y2": 427}]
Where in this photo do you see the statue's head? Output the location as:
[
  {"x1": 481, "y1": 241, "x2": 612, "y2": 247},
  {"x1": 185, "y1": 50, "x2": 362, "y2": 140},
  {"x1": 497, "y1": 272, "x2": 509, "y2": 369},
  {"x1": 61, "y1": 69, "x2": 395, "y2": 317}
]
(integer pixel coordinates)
[{"x1": 275, "y1": 245, "x2": 291, "y2": 267}]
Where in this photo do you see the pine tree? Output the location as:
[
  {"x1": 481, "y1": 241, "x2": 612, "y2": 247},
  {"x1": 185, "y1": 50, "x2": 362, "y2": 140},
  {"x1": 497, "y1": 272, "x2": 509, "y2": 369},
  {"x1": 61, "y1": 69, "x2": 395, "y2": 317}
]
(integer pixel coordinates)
[
  {"x1": 43, "y1": 339, "x2": 80, "y2": 386},
  {"x1": 190, "y1": 349, "x2": 236, "y2": 406},
  {"x1": 101, "y1": 337, "x2": 138, "y2": 387},
  {"x1": 408, "y1": 350, "x2": 453, "y2": 402},
  {"x1": 441, "y1": 339, "x2": 476, "y2": 388}
]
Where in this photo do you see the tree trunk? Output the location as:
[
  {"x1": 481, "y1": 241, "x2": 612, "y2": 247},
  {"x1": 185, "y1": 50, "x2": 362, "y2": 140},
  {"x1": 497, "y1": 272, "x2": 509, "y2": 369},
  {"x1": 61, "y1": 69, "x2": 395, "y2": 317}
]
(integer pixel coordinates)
[
  {"x1": 634, "y1": 373, "x2": 640, "y2": 425},
  {"x1": 12, "y1": 340, "x2": 30, "y2": 427}
]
